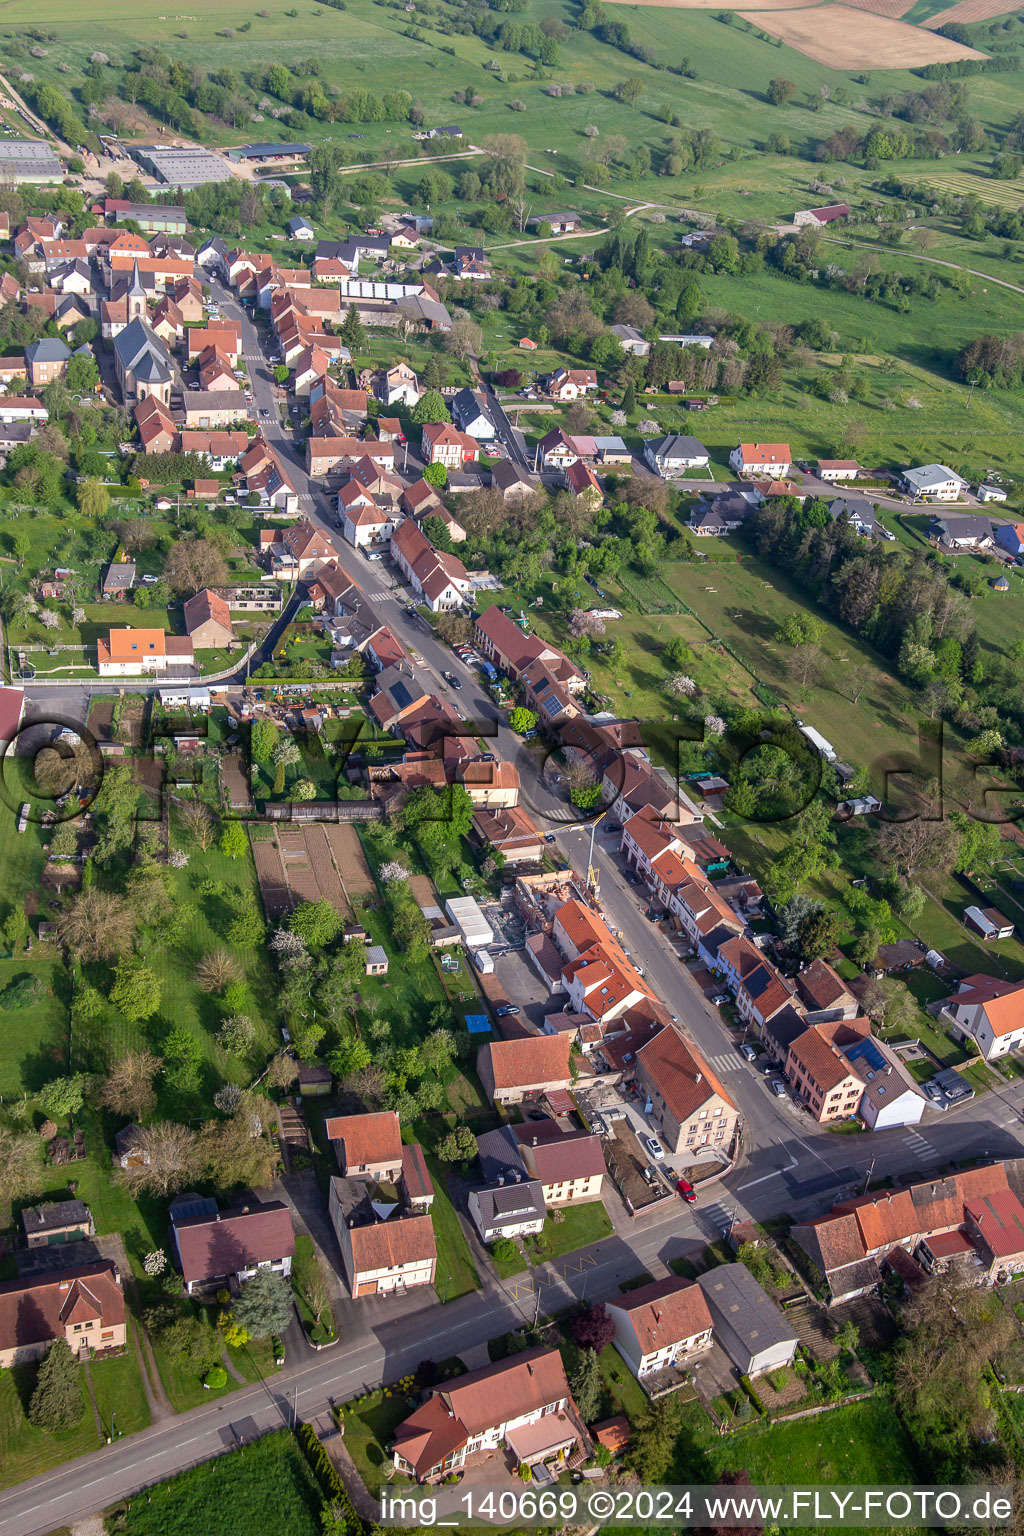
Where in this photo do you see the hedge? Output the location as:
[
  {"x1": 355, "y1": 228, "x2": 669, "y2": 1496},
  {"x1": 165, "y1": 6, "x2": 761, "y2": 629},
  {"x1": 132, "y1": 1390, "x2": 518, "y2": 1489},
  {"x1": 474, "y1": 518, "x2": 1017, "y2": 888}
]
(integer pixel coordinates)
[{"x1": 294, "y1": 1423, "x2": 371, "y2": 1535}]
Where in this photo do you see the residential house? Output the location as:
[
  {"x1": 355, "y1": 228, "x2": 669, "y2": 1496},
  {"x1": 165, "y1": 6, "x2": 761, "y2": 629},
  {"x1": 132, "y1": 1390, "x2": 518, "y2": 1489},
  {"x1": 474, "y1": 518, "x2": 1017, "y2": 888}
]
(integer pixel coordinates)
[
  {"x1": 471, "y1": 804, "x2": 544, "y2": 864},
  {"x1": 729, "y1": 443, "x2": 792, "y2": 478},
  {"x1": 100, "y1": 562, "x2": 136, "y2": 601},
  {"x1": 564, "y1": 458, "x2": 602, "y2": 506},
  {"x1": 293, "y1": 344, "x2": 329, "y2": 397},
  {"x1": 187, "y1": 325, "x2": 242, "y2": 366},
  {"x1": 830, "y1": 496, "x2": 877, "y2": 538},
  {"x1": 794, "y1": 959, "x2": 860, "y2": 1022},
  {"x1": 904, "y1": 464, "x2": 969, "y2": 502},
  {"x1": 938, "y1": 975, "x2": 1024, "y2": 1060},
  {"x1": 474, "y1": 607, "x2": 586, "y2": 700},
  {"x1": 421, "y1": 421, "x2": 479, "y2": 469},
  {"x1": 643, "y1": 435, "x2": 709, "y2": 476},
  {"x1": 22, "y1": 1200, "x2": 94, "y2": 1249},
  {"x1": 457, "y1": 759, "x2": 520, "y2": 809},
  {"x1": 183, "y1": 589, "x2": 234, "y2": 649},
  {"x1": 715, "y1": 936, "x2": 796, "y2": 1031},
  {"x1": 538, "y1": 427, "x2": 578, "y2": 471},
  {"x1": 24, "y1": 338, "x2": 71, "y2": 389},
  {"x1": 97, "y1": 628, "x2": 194, "y2": 676},
  {"x1": 170, "y1": 1199, "x2": 296, "y2": 1295},
  {"x1": 610, "y1": 324, "x2": 650, "y2": 356},
  {"x1": 287, "y1": 215, "x2": 315, "y2": 241},
  {"x1": 477, "y1": 1034, "x2": 573, "y2": 1107},
  {"x1": 785, "y1": 1019, "x2": 924, "y2": 1130},
  {"x1": 546, "y1": 367, "x2": 597, "y2": 401},
  {"x1": 509, "y1": 1122, "x2": 606, "y2": 1206},
  {"x1": 451, "y1": 387, "x2": 495, "y2": 441},
  {"x1": 325, "y1": 1110, "x2": 403, "y2": 1179},
  {"x1": 491, "y1": 460, "x2": 536, "y2": 501},
  {"x1": 689, "y1": 489, "x2": 755, "y2": 537},
  {"x1": 995, "y1": 522, "x2": 1024, "y2": 559},
  {"x1": 635, "y1": 1025, "x2": 739, "y2": 1156},
  {"x1": 179, "y1": 430, "x2": 249, "y2": 470},
  {"x1": 0, "y1": 396, "x2": 46, "y2": 424},
  {"x1": 791, "y1": 1164, "x2": 1016, "y2": 1302},
  {"x1": 391, "y1": 518, "x2": 471, "y2": 612},
  {"x1": 467, "y1": 1181, "x2": 546, "y2": 1245},
  {"x1": 963, "y1": 1190, "x2": 1024, "y2": 1282},
  {"x1": 134, "y1": 394, "x2": 178, "y2": 454},
  {"x1": 278, "y1": 518, "x2": 340, "y2": 577},
  {"x1": 375, "y1": 362, "x2": 420, "y2": 408},
  {"x1": 0, "y1": 1262, "x2": 126, "y2": 1368},
  {"x1": 182, "y1": 390, "x2": 246, "y2": 430},
  {"x1": 697, "y1": 1264, "x2": 798, "y2": 1377},
  {"x1": 328, "y1": 1178, "x2": 437, "y2": 1298},
  {"x1": 452, "y1": 245, "x2": 491, "y2": 280},
  {"x1": 817, "y1": 459, "x2": 860, "y2": 481},
  {"x1": 929, "y1": 514, "x2": 994, "y2": 550},
  {"x1": 606, "y1": 1277, "x2": 713, "y2": 1381},
  {"x1": 978, "y1": 483, "x2": 1009, "y2": 504},
  {"x1": 532, "y1": 212, "x2": 582, "y2": 235},
  {"x1": 391, "y1": 1347, "x2": 586, "y2": 1483}
]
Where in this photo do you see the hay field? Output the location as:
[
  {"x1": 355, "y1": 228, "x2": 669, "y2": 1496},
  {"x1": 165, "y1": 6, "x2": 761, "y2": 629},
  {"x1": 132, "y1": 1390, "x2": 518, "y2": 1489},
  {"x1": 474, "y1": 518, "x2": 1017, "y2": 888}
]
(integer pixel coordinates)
[
  {"x1": 915, "y1": 168, "x2": 1024, "y2": 204},
  {"x1": 841, "y1": 0, "x2": 918, "y2": 17},
  {"x1": 922, "y1": 0, "x2": 1019, "y2": 24},
  {"x1": 737, "y1": 4, "x2": 988, "y2": 65}
]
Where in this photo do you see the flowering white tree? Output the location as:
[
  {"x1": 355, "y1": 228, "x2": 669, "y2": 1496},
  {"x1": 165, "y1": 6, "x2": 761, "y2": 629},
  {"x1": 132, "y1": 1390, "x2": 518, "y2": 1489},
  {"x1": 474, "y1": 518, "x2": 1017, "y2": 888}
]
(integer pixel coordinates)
[
  {"x1": 668, "y1": 675, "x2": 697, "y2": 697},
  {"x1": 639, "y1": 418, "x2": 660, "y2": 435},
  {"x1": 214, "y1": 1082, "x2": 243, "y2": 1115},
  {"x1": 270, "y1": 928, "x2": 308, "y2": 961},
  {"x1": 569, "y1": 608, "x2": 605, "y2": 640},
  {"x1": 169, "y1": 849, "x2": 189, "y2": 869},
  {"x1": 143, "y1": 1250, "x2": 167, "y2": 1277},
  {"x1": 71, "y1": 607, "x2": 86, "y2": 626},
  {"x1": 610, "y1": 410, "x2": 627, "y2": 428},
  {"x1": 704, "y1": 715, "x2": 726, "y2": 736},
  {"x1": 39, "y1": 609, "x2": 59, "y2": 630},
  {"x1": 379, "y1": 860, "x2": 411, "y2": 883}
]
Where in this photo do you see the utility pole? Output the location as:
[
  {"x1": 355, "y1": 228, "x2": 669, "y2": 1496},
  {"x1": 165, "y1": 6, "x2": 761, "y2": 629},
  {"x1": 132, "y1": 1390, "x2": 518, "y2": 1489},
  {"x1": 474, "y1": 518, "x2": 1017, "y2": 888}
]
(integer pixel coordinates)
[{"x1": 861, "y1": 1155, "x2": 876, "y2": 1195}]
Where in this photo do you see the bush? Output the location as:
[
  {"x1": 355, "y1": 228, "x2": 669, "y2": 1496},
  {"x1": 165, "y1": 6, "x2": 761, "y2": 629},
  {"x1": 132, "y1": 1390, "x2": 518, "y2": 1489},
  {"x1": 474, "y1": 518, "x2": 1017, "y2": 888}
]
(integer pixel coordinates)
[
  {"x1": 0, "y1": 973, "x2": 41, "y2": 1009},
  {"x1": 205, "y1": 1365, "x2": 228, "y2": 1389}
]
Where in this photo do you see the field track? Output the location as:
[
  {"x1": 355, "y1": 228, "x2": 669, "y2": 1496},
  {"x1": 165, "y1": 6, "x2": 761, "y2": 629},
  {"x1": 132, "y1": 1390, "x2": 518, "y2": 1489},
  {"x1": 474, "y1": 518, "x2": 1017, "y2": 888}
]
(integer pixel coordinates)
[{"x1": 737, "y1": 4, "x2": 988, "y2": 66}]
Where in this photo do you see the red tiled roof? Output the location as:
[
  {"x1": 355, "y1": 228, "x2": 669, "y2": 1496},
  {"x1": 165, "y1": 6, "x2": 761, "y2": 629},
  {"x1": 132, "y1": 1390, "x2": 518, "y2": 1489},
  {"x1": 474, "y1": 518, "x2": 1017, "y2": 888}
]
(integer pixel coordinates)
[
  {"x1": 611, "y1": 1276, "x2": 712, "y2": 1355},
  {"x1": 636, "y1": 1026, "x2": 736, "y2": 1124},
  {"x1": 480, "y1": 1034, "x2": 572, "y2": 1092},
  {"x1": 325, "y1": 1110, "x2": 402, "y2": 1170}
]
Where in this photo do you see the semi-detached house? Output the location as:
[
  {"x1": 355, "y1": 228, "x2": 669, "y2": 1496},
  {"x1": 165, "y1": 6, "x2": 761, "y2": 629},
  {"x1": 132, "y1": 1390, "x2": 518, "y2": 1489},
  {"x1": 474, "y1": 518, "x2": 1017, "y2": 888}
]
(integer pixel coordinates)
[
  {"x1": 938, "y1": 974, "x2": 1024, "y2": 1061},
  {"x1": 606, "y1": 1276, "x2": 713, "y2": 1381},
  {"x1": 390, "y1": 518, "x2": 471, "y2": 613}
]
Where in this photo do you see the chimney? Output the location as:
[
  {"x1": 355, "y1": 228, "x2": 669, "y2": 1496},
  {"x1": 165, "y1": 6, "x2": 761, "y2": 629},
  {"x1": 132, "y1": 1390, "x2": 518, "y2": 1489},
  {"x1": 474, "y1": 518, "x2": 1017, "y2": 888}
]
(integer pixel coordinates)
[
  {"x1": 532, "y1": 1136, "x2": 538, "y2": 1147},
  {"x1": 527, "y1": 1362, "x2": 534, "y2": 1375}
]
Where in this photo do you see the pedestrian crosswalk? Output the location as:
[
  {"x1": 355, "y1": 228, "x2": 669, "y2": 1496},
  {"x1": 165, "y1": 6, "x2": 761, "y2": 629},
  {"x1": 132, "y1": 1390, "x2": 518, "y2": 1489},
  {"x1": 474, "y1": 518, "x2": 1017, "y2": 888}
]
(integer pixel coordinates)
[
  {"x1": 700, "y1": 1201, "x2": 734, "y2": 1236},
  {"x1": 704, "y1": 1051, "x2": 744, "y2": 1074},
  {"x1": 902, "y1": 1128, "x2": 934, "y2": 1160}
]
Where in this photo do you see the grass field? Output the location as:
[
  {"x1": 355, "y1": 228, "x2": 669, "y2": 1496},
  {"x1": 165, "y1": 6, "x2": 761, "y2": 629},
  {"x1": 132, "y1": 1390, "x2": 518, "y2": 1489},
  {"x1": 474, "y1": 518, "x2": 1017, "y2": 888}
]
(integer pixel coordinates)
[
  {"x1": 527, "y1": 1202, "x2": 613, "y2": 1263},
  {"x1": 710, "y1": 1396, "x2": 919, "y2": 1482},
  {"x1": 116, "y1": 1430, "x2": 322, "y2": 1536},
  {"x1": 0, "y1": 1335, "x2": 150, "y2": 1490}
]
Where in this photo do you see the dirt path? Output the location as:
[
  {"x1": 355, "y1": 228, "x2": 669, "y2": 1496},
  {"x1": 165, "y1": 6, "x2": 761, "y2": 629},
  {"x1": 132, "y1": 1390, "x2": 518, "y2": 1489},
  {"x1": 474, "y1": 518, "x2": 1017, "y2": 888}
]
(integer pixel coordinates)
[
  {"x1": 127, "y1": 1307, "x2": 174, "y2": 1424},
  {"x1": 825, "y1": 232, "x2": 1024, "y2": 300}
]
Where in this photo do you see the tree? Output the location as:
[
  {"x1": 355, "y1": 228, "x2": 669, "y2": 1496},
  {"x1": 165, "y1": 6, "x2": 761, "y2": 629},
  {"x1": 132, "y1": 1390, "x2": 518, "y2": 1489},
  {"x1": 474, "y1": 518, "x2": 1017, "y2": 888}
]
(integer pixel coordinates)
[
  {"x1": 217, "y1": 1014, "x2": 257, "y2": 1055},
  {"x1": 437, "y1": 1125, "x2": 478, "y2": 1163},
  {"x1": 60, "y1": 889, "x2": 135, "y2": 962},
  {"x1": 197, "y1": 948, "x2": 241, "y2": 994},
  {"x1": 228, "y1": 900, "x2": 265, "y2": 949},
  {"x1": 491, "y1": 1236, "x2": 518, "y2": 1265},
  {"x1": 164, "y1": 538, "x2": 228, "y2": 595},
  {"x1": 164, "y1": 1026, "x2": 202, "y2": 1094},
  {"x1": 412, "y1": 390, "x2": 450, "y2": 426},
  {"x1": 422, "y1": 460, "x2": 447, "y2": 489},
  {"x1": 616, "y1": 77, "x2": 645, "y2": 107},
  {"x1": 110, "y1": 958, "x2": 162, "y2": 1023},
  {"x1": 877, "y1": 819, "x2": 956, "y2": 882},
  {"x1": 569, "y1": 1302, "x2": 615, "y2": 1353},
  {"x1": 509, "y1": 706, "x2": 537, "y2": 734},
  {"x1": 76, "y1": 477, "x2": 108, "y2": 520},
  {"x1": 233, "y1": 1266, "x2": 293, "y2": 1338},
  {"x1": 99, "y1": 1049, "x2": 161, "y2": 1121},
  {"x1": 180, "y1": 802, "x2": 217, "y2": 850},
  {"x1": 329, "y1": 1036, "x2": 372, "y2": 1078},
  {"x1": 568, "y1": 1347, "x2": 603, "y2": 1422},
  {"x1": 0, "y1": 1126, "x2": 43, "y2": 1208},
  {"x1": 339, "y1": 302, "x2": 366, "y2": 352},
  {"x1": 950, "y1": 812, "x2": 1002, "y2": 876},
  {"x1": 28, "y1": 1340, "x2": 84, "y2": 1431},
  {"x1": 288, "y1": 898, "x2": 343, "y2": 949},
  {"x1": 250, "y1": 718, "x2": 279, "y2": 765},
  {"x1": 38, "y1": 1074, "x2": 87, "y2": 1124},
  {"x1": 220, "y1": 820, "x2": 248, "y2": 860},
  {"x1": 767, "y1": 77, "x2": 797, "y2": 106},
  {"x1": 628, "y1": 1399, "x2": 681, "y2": 1483},
  {"x1": 196, "y1": 1092, "x2": 277, "y2": 1190}
]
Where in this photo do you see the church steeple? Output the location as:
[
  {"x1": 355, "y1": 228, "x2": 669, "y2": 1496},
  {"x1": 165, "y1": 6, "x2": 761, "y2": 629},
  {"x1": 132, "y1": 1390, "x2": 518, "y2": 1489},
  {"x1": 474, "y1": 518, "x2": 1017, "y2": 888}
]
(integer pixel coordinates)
[{"x1": 127, "y1": 260, "x2": 146, "y2": 322}]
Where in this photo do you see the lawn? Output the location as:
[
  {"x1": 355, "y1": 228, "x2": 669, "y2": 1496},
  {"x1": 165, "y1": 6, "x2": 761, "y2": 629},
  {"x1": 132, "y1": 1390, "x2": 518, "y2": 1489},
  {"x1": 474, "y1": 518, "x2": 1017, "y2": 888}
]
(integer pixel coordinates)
[
  {"x1": 340, "y1": 1382, "x2": 422, "y2": 1498},
  {"x1": 526, "y1": 1202, "x2": 613, "y2": 1265},
  {"x1": 148, "y1": 1304, "x2": 244, "y2": 1413},
  {"x1": 421, "y1": 1147, "x2": 481, "y2": 1302},
  {"x1": 709, "y1": 1396, "x2": 919, "y2": 1484},
  {"x1": 0, "y1": 1335, "x2": 150, "y2": 1490},
  {"x1": 596, "y1": 1343, "x2": 650, "y2": 1424},
  {"x1": 115, "y1": 1430, "x2": 322, "y2": 1536}
]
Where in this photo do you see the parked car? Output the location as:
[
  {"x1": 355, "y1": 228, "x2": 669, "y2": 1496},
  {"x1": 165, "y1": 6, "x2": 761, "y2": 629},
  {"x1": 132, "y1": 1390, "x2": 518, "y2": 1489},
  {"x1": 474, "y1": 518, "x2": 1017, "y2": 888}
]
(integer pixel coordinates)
[
  {"x1": 711, "y1": 994, "x2": 731, "y2": 1007},
  {"x1": 676, "y1": 1178, "x2": 697, "y2": 1204},
  {"x1": 922, "y1": 1081, "x2": 942, "y2": 1101},
  {"x1": 643, "y1": 1134, "x2": 665, "y2": 1161},
  {"x1": 739, "y1": 1041, "x2": 758, "y2": 1062},
  {"x1": 495, "y1": 1004, "x2": 520, "y2": 1018},
  {"x1": 543, "y1": 832, "x2": 557, "y2": 845},
  {"x1": 140, "y1": 574, "x2": 159, "y2": 585},
  {"x1": 768, "y1": 1077, "x2": 787, "y2": 1098},
  {"x1": 623, "y1": 869, "x2": 638, "y2": 885}
]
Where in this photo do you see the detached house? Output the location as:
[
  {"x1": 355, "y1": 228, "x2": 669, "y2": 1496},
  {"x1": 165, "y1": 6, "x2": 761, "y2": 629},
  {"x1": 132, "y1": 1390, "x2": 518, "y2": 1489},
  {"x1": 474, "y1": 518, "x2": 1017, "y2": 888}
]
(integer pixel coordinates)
[
  {"x1": 643, "y1": 435, "x2": 709, "y2": 477},
  {"x1": 421, "y1": 421, "x2": 479, "y2": 469},
  {"x1": 546, "y1": 367, "x2": 597, "y2": 401},
  {"x1": 903, "y1": 464, "x2": 968, "y2": 502},
  {"x1": 392, "y1": 1347, "x2": 587, "y2": 1483},
  {"x1": 729, "y1": 442, "x2": 791, "y2": 478},
  {"x1": 170, "y1": 1198, "x2": 296, "y2": 1295},
  {"x1": 939, "y1": 975, "x2": 1024, "y2": 1061},
  {"x1": 607, "y1": 1277, "x2": 713, "y2": 1381},
  {"x1": 0, "y1": 1262, "x2": 126, "y2": 1369},
  {"x1": 451, "y1": 387, "x2": 495, "y2": 441}
]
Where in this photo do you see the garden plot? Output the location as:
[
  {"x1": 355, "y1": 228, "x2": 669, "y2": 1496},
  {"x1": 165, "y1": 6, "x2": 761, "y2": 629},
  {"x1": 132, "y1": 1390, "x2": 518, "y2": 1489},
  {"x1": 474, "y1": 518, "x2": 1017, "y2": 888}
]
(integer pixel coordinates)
[
  {"x1": 323, "y1": 824, "x2": 376, "y2": 901},
  {"x1": 251, "y1": 826, "x2": 363, "y2": 919},
  {"x1": 277, "y1": 829, "x2": 323, "y2": 907}
]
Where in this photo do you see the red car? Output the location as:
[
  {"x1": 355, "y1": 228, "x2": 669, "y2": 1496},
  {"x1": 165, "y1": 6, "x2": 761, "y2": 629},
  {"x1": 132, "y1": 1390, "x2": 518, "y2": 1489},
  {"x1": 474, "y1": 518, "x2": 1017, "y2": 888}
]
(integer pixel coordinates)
[{"x1": 676, "y1": 1178, "x2": 697, "y2": 1205}]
